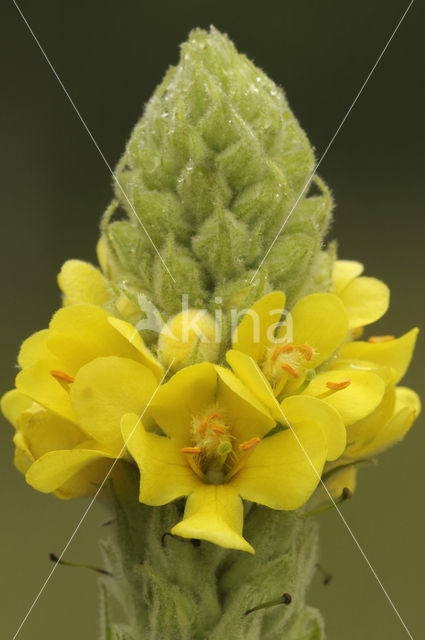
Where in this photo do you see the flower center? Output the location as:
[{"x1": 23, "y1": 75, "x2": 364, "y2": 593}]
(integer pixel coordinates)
[
  {"x1": 181, "y1": 408, "x2": 262, "y2": 484},
  {"x1": 261, "y1": 342, "x2": 314, "y2": 391},
  {"x1": 181, "y1": 409, "x2": 235, "y2": 483}
]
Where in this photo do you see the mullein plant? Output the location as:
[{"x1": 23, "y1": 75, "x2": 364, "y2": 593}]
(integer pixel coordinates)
[{"x1": 2, "y1": 27, "x2": 420, "y2": 639}]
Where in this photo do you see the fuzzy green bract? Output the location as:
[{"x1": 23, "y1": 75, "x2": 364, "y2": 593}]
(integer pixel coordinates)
[{"x1": 101, "y1": 27, "x2": 333, "y2": 323}]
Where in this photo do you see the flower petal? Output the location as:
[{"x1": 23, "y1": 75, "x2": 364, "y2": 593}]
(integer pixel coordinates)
[
  {"x1": 149, "y1": 362, "x2": 217, "y2": 444},
  {"x1": 279, "y1": 293, "x2": 348, "y2": 368},
  {"x1": 232, "y1": 292, "x2": 286, "y2": 362},
  {"x1": 26, "y1": 448, "x2": 116, "y2": 495},
  {"x1": 305, "y1": 369, "x2": 385, "y2": 426},
  {"x1": 121, "y1": 413, "x2": 201, "y2": 505},
  {"x1": 1, "y1": 389, "x2": 33, "y2": 427},
  {"x1": 18, "y1": 330, "x2": 52, "y2": 369},
  {"x1": 233, "y1": 421, "x2": 326, "y2": 509},
  {"x1": 215, "y1": 363, "x2": 275, "y2": 441},
  {"x1": 58, "y1": 259, "x2": 112, "y2": 307},
  {"x1": 70, "y1": 356, "x2": 157, "y2": 454},
  {"x1": 333, "y1": 260, "x2": 364, "y2": 294},
  {"x1": 171, "y1": 484, "x2": 254, "y2": 553},
  {"x1": 108, "y1": 316, "x2": 164, "y2": 382},
  {"x1": 324, "y1": 466, "x2": 357, "y2": 501},
  {"x1": 47, "y1": 305, "x2": 144, "y2": 372},
  {"x1": 358, "y1": 387, "x2": 421, "y2": 457},
  {"x1": 339, "y1": 328, "x2": 418, "y2": 383},
  {"x1": 338, "y1": 277, "x2": 389, "y2": 329},
  {"x1": 281, "y1": 395, "x2": 346, "y2": 460},
  {"x1": 226, "y1": 350, "x2": 280, "y2": 420},
  {"x1": 17, "y1": 405, "x2": 85, "y2": 459},
  {"x1": 344, "y1": 381, "x2": 396, "y2": 457},
  {"x1": 16, "y1": 358, "x2": 75, "y2": 421}
]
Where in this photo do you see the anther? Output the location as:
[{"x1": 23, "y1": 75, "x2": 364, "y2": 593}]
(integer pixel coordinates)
[
  {"x1": 199, "y1": 413, "x2": 223, "y2": 434},
  {"x1": 368, "y1": 335, "x2": 395, "y2": 343},
  {"x1": 181, "y1": 446, "x2": 201, "y2": 454},
  {"x1": 271, "y1": 344, "x2": 294, "y2": 361},
  {"x1": 50, "y1": 370, "x2": 74, "y2": 383},
  {"x1": 295, "y1": 344, "x2": 313, "y2": 361},
  {"x1": 281, "y1": 363, "x2": 299, "y2": 378},
  {"x1": 239, "y1": 437, "x2": 261, "y2": 452},
  {"x1": 210, "y1": 425, "x2": 227, "y2": 434},
  {"x1": 326, "y1": 378, "x2": 351, "y2": 391}
]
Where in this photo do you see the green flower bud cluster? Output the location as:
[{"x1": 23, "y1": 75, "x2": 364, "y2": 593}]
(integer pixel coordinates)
[{"x1": 100, "y1": 26, "x2": 334, "y2": 325}]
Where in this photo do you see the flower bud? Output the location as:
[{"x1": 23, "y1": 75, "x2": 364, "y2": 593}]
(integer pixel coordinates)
[{"x1": 158, "y1": 310, "x2": 220, "y2": 370}]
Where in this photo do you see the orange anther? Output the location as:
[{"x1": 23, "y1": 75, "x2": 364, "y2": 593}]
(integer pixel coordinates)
[
  {"x1": 199, "y1": 413, "x2": 224, "y2": 434},
  {"x1": 281, "y1": 363, "x2": 300, "y2": 378},
  {"x1": 326, "y1": 378, "x2": 351, "y2": 391},
  {"x1": 50, "y1": 370, "x2": 74, "y2": 383},
  {"x1": 210, "y1": 425, "x2": 227, "y2": 434},
  {"x1": 238, "y1": 437, "x2": 261, "y2": 452},
  {"x1": 181, "y1": 446, "x2": 201, "y2": 454},
  {"x1": 271, "y1": 344, "x2": 294, "y2": 361},
  {"x1": 368, "y1": 335, "x2": 395, "y2": 343},
  {"x1": 296, "y1": 344, "x2": 313, "y2": 361}
]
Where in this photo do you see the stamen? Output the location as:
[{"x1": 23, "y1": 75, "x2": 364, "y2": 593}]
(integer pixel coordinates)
[
  {"x1": 50, "y1": 370, "x2": 74, "y2": 383},
  {"x1": 181, "y1": 446, "x2": 201, "y2": 454},
  {"x1": 271, "y1": 344, "x2": 294, "y2": 361},
  {"x1": 281, "y1": 363, "x2": 299, "y2": 378},
  {"x1": 295, "y1": 344, "x2": 313, "y2": 361},
  {"x1": 368, "y1": 335, "x2": 395, "y2": 343},
  {"x1": 210, "y1": 425, "x2": 227, "y2": 434},
  {"x1": 326, "y1": 378, "x2": 351, "y2": 391},
  {"x1": 239, "y1": 437, "x2": 261, "y2": 452},
  {"x1": 199, "y1": 413, "x2": 223, "y2": 434}
]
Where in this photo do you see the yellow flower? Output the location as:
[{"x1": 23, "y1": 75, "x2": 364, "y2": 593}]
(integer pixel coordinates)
[
  {"x1": 227, "y1": 292, "x2": 386, "y2": 428},
  {"x1": 333, "y1": 260, "x2": 390, "y2": 330},
  {"x1": 58, "y1": 258, "x2": 142, "y2": 325},
  {"x1": 58, "y1": 259, "x2": 113, "y2": 308},
  {"x1": 305, "y1": 322, "x2": 419, "y2": 503},
  {"x1": 122, "y1": 362, "x2": 346, "y2": 553},
  {"x1": 321, "y1": 384, "x2": 420, "y2": 500},
  {"x1": 1, "y1": 304, "x2": 162, "y2": 499}
]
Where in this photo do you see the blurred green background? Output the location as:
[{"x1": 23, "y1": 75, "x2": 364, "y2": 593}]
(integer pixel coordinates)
[{"x1": 1, "y1": 1, "x2": 424, "y2": 638}]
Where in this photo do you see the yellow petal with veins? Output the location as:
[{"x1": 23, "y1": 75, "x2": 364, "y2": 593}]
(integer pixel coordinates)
[
  {"x1": 172, "y1": 484, "x2": 254, "y2": 553},
  {"x1": 121, "y1": 413, "x2": 201, "y2": 504},
  {"x1": 232, "y1": 292, "x2": 286, "y2": 362}
]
